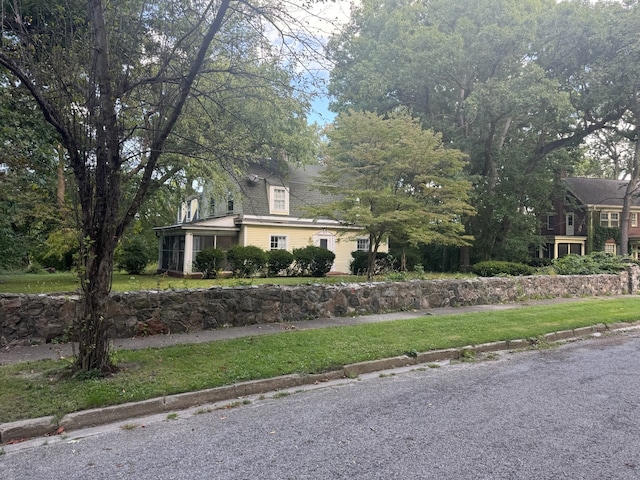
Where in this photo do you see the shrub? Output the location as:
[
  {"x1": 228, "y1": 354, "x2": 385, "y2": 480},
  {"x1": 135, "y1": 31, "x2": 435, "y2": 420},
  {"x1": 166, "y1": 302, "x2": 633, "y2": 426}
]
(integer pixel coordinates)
[
  {"x1": 226, "y1": 245, "x2": 268, "y2": 277},
  {"x1": 528, "y1": 257, "x2": 553, "y2": 268},
  {"x1": 553, "y1": 252, "x2": 627, "y2": 275},
  {"x1": 267, "y1": 249, "x2": 294, "y2": 276},
  {"x1": 118, "y1": 238, "x2": 152, "y2": 275},
  {"x1": 472, "y1": 261, "x2": 534, "y2": 277},
  {"x1": 350, "y1": 251, "x2": 395, "y2": 275},
  {"x1": 293, "y1": 245, "x2": 336, "y2": 277},
  {"x1": 193, "y1": 247, "x2": 224, "y2": 278}
]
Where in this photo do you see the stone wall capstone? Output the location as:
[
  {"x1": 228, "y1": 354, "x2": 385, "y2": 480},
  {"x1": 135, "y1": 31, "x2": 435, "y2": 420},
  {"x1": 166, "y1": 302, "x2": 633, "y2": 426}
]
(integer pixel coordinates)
[{"x1": 2, "y1": 265, "x2": 638, "y2": 347}]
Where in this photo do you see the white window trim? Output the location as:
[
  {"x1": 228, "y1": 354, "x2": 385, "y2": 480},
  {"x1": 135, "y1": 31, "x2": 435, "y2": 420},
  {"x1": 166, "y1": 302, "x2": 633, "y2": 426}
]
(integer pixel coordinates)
[
  {"x1": 270, "y1": 235, "x2": 288, "y2": 250},
  {"x1": 356, "y1": 238, "x2": 370, "y2": 252},
  {"x1": 610, "y1": 212, "x2": 619, "y2": 227},
  {"x1": 600, "y1": 211, "x2": 620, "y2": 228},
  {"x1": 269, "y1": 186, "x2": 289, "y2": 215},
  {"x1": 632, "y1": 212, "x2": 638, "y2": 228}
]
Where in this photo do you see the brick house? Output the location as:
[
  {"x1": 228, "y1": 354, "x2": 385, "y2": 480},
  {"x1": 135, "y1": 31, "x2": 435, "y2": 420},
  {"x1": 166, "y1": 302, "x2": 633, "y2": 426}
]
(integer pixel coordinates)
[{"x1": 538, "y1": 177, "x2": 640, "y2": 259}]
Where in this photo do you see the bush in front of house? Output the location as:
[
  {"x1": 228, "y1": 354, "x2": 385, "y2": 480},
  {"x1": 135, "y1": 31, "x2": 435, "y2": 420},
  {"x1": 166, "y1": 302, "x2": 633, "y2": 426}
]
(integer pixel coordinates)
[
  {"x1": 226, "y1": 245, "x2": 268, "y2": 277},
  {"x1": 472, "y1": 261, "x2": 534, "y2": 277},
  {"x1": 267, "y1": 249, "x2": 294, "y2": 276},
  {"x1": 350, "y1": 251, "x2": 396, "y2": 275},
  {"x1": 292, "y1": 245, "x2": 336, "y2": 277},
  {"x1": 118, "y1": 237, "x2": 153, "y2": 275},
  {"x1": 552, "y1": 252, "x2": 627, "y2": 275},
  {"x1": 193, "y1": 247, "x2": 224, "y2": 278}
]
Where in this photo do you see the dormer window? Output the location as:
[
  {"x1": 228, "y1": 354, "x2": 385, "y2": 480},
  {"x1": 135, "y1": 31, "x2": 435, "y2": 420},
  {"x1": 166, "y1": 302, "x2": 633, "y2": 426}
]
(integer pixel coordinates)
[{"x1": 270, "y1": 186, "x2": 289, "y2": 214}]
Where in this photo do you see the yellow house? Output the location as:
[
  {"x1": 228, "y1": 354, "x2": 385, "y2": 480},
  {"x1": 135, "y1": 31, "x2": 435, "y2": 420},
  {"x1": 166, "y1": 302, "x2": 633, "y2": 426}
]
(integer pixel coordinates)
[{"x1": 155, "y1": 160, "x2": 387, "y2": 276}]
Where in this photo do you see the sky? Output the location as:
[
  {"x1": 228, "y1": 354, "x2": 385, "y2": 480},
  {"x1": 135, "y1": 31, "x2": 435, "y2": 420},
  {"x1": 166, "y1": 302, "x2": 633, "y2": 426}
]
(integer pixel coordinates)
[{"x1": 290, "y1": 1, "x2": 356, "y2": 126}]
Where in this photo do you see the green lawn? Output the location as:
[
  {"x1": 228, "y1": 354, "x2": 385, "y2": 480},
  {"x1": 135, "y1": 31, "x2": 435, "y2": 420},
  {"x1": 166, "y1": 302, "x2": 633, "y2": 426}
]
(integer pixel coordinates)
[
  {"x1": 1, "y1": 296, "x2": 639, "y2": 423},
  {"x1": 0, "y1": 270, "x2": 469, "y2": 294}
]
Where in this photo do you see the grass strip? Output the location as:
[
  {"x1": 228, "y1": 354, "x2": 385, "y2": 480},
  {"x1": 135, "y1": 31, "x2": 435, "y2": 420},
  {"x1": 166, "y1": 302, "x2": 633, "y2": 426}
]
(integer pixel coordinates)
[
  {"x1": 1, "y1": 296, "x2": 639, "y2": 423},
  {"x1": 0, "y1": 271, "x2": 468, "y2": 294}
]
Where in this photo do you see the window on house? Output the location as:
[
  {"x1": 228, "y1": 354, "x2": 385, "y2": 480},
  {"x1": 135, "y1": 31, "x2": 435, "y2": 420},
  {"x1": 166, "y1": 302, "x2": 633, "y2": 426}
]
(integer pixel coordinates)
[
  {"x1": 610, "y1": 212, "x2": 619, "y2": 227},
  {"x1": 600, "y1": 212, "x2": 609, "y2": 227},
  {"x1": 546, "y1": 215, "x2": 554, "y2": 230},
  {"x1": 227, "y1": 195, "x2": 234, "y2": 212},
  {"x1": 356, "y1": 238, "x2": 370, "y2": 251},
  {"x1": 604, "y1": 243, "x2": 616, "y2": 255},
  {"x1": 269, "y1": 186, "x2": 289, "y2": 214},
  {"x1": 632, "y1": 213, "x2": 638, "y2": 228},
  {"x1": 270, "y1": 235, "x2": 287, "y2": 250},
  {"x1": 601, "y1": 211, "x2": 620, "y2": 227},
  {"x1": 209, "y1": 198, "x2": 216, "y2": 216}
]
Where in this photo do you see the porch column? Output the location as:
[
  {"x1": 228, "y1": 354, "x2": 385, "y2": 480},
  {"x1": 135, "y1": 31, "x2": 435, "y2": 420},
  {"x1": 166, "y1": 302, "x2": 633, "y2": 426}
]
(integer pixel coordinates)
[
  {"x1": 184, "y1": 232, "x2": 194, "y2": 275},
  {"x1": 554, "y1": 242, "x2": 559, "y2": 259},
  {"x1": 157, "y1": 232, "x2": 163, "y2": 270}
]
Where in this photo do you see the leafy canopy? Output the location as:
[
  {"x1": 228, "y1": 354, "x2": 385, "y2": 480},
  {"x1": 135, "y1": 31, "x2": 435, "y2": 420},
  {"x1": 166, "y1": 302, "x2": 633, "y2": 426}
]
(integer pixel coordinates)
[{"x1": 318, "y1": 110, "x2": 475, "y2": 264}]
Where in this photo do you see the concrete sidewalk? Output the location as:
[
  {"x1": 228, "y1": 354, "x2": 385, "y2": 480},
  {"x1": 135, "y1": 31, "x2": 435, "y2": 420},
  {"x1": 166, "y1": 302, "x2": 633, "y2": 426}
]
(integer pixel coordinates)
[{"x1": 0, "y1": 295, "x2": 622, "y2": 365}]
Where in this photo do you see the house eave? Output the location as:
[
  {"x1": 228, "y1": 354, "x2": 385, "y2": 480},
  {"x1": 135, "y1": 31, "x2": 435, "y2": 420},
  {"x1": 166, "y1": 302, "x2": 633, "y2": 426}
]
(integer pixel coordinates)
[{"x1": 237, "y1": 214, "x2": 362, "y2": 230}]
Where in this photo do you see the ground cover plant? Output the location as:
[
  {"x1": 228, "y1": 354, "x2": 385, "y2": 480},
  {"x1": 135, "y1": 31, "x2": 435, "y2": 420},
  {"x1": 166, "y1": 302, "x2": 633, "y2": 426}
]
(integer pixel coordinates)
[{"x1": 1, "y1": 296, "x2": 639, "y2": 423}]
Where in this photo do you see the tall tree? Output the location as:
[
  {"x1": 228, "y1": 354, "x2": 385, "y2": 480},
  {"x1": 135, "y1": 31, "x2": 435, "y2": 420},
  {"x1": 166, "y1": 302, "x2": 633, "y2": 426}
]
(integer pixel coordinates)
[
  {"x1": 317, "y1": 110, "x2": 474, "y2": 279},
  {"x1": 0, "y1": 0, "x2": 320, "y2": 372},
  {"x1": 327, "y1": 0, "x2": 632, "y2": 263}
]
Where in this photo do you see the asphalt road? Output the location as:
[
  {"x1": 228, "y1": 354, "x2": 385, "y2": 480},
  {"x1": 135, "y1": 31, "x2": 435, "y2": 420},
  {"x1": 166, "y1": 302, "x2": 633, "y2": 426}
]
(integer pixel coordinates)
[{"x1": 3, "y1": 331, "x2": 640, "y2": 479}]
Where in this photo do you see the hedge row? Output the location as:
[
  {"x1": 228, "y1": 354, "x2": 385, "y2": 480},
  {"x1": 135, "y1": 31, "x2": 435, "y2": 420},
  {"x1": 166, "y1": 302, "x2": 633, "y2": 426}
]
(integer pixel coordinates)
[{"x1": 193, "y1": 245, "x2": 336, "y2": 278}]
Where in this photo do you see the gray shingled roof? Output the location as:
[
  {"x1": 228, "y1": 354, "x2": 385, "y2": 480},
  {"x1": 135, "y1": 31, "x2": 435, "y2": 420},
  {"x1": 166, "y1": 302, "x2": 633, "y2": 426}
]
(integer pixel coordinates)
[
  {"x1": 238, "y1": 160, "x2": 336, "y2": 217},
  {"x1": 564, "y1": 177, "x2": 640, "y2": 207}
]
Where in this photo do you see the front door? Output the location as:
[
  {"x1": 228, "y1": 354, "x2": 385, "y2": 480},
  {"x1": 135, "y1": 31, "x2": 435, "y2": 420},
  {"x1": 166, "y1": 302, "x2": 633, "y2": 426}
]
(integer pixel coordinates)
[{"x1": 566, "y1": 213, "x2": 574, "y2": 236}]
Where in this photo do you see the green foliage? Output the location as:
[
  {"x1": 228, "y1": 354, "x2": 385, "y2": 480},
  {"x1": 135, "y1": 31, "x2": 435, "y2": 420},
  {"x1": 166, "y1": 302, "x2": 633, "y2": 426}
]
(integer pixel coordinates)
[
  {"x1": 226, "y1": 245, "x2": 268, "y2": 278},
  {"x1": 0, "y1": 81, "x2": 63, "y2": 272},
  {"x1": 33, "y1": 228, "x2": 78, "y2": 271},
  {"x1": 317, "y1": 110, "x2": 474, "y2": 278},
  {"x1": 350, "y1": 251, "x2": 395, "y2": 275},
  {"x1": 552, "y1": 252, "x2": 627, "y2": 275},
  {"x1": 117, "y1": 238, "x2": 152, "y2": 275},
  {"x1": 327, "y1": 0, "x2": 638, "y2": 264},
  {"x1": 293, "y1": 246, "x2": 336, "y2": 277},
  {"x1": 267, "y1": 249, "x2": 294, "y2": 276},
  {"x1": 592, "y1": 226, "x2": 620, "y2": 252},
  {"x1": 193, "y1": 247, "x2": 224, "y2": 279},
  {"x1": 472, "y1": 261, "x2": 535, "y2": 277}
]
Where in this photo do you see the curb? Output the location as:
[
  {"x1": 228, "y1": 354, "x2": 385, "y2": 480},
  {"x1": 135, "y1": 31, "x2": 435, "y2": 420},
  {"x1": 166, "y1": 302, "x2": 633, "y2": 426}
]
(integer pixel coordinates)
[{"x1": 2, "y1": 321, "x2": 640, "y2": 445}]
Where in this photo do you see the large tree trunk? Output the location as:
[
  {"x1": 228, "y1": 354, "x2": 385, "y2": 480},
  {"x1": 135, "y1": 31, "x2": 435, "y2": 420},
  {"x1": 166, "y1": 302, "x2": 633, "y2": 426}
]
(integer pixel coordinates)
[{"x1": 75, "y1": 245, "x2": 116, "y2": 372}]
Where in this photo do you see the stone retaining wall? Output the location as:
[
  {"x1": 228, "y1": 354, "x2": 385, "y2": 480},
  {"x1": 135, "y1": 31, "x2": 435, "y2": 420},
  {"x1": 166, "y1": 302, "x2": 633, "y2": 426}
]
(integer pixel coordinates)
[{"x1": 2, "y1": 266, "x2": 639, "y2": 347}]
